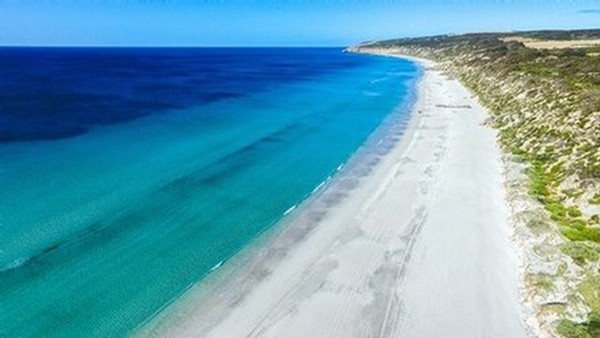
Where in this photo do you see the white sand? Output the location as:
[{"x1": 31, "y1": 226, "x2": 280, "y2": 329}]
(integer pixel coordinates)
[{"x1": 142, "y1": 58, "x2": 530, "y2": 338}]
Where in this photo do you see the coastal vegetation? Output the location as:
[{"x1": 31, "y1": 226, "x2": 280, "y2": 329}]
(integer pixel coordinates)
[{"x1": 351, "y1": 29, "x2": 600, "y2": 337}]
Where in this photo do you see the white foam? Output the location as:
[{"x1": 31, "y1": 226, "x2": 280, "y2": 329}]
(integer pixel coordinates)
[
  {"x1": 210, "y1": 260, "x2": 224, "y2": 272},
  {"x1": 283, "y1": 205, "x2": 297, "y2": 216}
]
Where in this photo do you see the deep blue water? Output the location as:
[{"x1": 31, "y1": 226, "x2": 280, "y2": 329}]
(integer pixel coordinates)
[
  {"x1": 0, "y1": 48, "x2": 418, "y2": 337},
  {"x1": 0, "y1": 48, "x2": 366, "y2": 142}
]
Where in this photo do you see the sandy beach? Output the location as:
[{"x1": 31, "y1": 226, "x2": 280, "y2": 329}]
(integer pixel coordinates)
[{"x1": 141, "y1": 57, "x2": 530, "y2": 338}]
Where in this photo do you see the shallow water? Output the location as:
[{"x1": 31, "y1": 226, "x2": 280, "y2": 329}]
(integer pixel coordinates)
[{"x1": 0, "y1": 48, "x2": 417, "y2": 337}]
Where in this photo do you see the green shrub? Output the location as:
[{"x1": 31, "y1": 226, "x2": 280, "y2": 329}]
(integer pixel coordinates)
[
  {"x1": 547, "y1": 202, "x2": 567, "y2": 219},
  {"x1": 588, "y1": 310, "x2": 600, "y2": 328},
  {"x1": 568, "y1": 208, "x2": 583, "y2": 218},
  {"x1": 570, "y1": 219, "x2": 589, "y2": 230},
  {"x1": 561, "y1": 242, "x2": 600, "y2": 265},
  {"x1": 557, "y1": 319, "x2": 593, "y2": 338},
  {"x1": 582, "y1": 228, "x2": 600, "y2": 242},
  {"x1": 563, "y1": 227, "x2": 600, "y2": 243}
]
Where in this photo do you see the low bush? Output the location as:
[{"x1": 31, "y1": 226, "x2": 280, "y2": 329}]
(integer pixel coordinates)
[{"x1": 560, "y1": 242, "x2": 599, "y2": 265}]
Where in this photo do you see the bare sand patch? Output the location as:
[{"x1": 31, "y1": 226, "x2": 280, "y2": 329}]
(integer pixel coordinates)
[{"x1": 501, "y1": 36, "x2": 600, "y2": 49}]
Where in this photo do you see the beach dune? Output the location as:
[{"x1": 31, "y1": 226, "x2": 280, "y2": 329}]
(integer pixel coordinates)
[{"x1": 143, "y1": 58, "x2": 529, "y2": 338}]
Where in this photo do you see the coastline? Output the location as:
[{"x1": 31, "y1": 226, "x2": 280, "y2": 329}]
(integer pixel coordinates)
[{"x1": 139, "y1": 55, "x2": 531, "y2": 337}]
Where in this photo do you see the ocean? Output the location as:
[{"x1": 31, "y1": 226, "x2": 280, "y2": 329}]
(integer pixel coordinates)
[{"x1": 0, "y1": 47, "x2": 418, "y2": 337}]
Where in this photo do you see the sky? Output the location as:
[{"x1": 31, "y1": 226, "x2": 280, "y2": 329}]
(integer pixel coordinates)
[{"x1": 0, "y1": 0, "x2": 599, "y2": 47}]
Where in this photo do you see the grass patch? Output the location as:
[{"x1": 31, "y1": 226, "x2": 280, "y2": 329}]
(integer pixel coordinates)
[
  {"x1": 569, "y1": 207, "x2": 584, "y2": 218},
  {"x1": 530, "y1": 273, "x2": 555, "y2": 291},
  {"x1": 557, "y1": 319, "x2": 593, "y2": 338},
  {"x1": 556, "y1": 311, "x2": 600, "y2": 338},
  {"x1": 578, "y1": 273, "x2": 600, "y2": 312},
  {"x1": 562, "y1": 227, "x2": 600, "y2": 243},
  {"x1": 526, "y1": 218, "x2": 549, "y2": 235},
  {"x1": 560, "y1": 242, "x2": 600, "y2": 265},
  {"x1": 529, "y1": 161, "x2": 554, "y2": 201},
  {"x1": 547, "y1": 202, "x2": 567, "y2": 220}
]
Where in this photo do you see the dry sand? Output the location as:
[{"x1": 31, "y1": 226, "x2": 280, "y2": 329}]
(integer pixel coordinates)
[
  {"x1": 501, "y1": 36, "x2": 600, "y2": 49},
  {"x1": 140, "y1": 57, "x2": 531, "y2": 338}
]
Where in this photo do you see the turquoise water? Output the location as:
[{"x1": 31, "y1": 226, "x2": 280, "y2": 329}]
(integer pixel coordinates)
[{"x1": 0, "y1": 48, "x2": 418, "y2": 337}]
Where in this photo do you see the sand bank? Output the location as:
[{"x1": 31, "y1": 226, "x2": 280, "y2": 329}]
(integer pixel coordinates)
[{"x1": 140, "y1": 57, "x2": 530, "y2": 338}]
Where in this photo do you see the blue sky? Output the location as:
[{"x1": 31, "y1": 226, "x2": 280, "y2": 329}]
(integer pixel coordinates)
[{"x1": 1, "y1": 0, "x2": 599, "y2": 47}]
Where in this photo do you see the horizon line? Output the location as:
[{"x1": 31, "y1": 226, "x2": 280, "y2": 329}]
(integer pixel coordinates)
[{"x1": 0, "y1": 45, "x2": 348, "y2": 49}]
